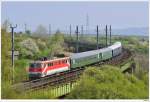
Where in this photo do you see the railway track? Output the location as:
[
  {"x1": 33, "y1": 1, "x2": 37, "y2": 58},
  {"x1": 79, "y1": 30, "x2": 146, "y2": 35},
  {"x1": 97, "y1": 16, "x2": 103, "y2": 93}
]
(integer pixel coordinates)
[
  {"x1": 12, "y1": 67, "x2": 84, "y2": 92},
  {"x1": 12, "y1": 48, "x2": 132, "y2": 92}
]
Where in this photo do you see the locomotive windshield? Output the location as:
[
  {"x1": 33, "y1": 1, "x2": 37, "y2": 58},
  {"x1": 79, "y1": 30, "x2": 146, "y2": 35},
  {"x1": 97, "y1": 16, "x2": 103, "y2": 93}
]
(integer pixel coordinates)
[{"x1": 30, "y1": 63, "x2": 42, "y2": 68}]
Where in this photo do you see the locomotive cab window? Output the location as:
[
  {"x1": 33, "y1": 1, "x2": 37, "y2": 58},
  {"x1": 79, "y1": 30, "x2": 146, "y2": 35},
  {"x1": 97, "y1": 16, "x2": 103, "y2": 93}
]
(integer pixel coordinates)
[{"x1": 30, "y1": 63, "x2": 41, "y2": 68}]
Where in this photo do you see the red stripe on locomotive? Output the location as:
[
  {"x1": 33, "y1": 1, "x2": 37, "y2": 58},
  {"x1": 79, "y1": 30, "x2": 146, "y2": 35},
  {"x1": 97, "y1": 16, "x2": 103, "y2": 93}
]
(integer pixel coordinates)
[{"x1": 44, "y1": 64, "x2": 69, "y2": 72}]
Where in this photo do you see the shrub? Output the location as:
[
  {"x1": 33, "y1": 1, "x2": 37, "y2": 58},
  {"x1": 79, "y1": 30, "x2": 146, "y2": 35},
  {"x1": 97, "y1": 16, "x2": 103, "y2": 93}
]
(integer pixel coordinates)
[{"x1": 67, "y1": 65, "x2": 148, "y2": 99}]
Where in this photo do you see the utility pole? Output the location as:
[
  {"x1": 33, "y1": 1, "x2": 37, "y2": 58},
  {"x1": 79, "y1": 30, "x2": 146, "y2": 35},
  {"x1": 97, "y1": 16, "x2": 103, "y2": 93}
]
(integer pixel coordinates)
[
  {"x1": 10, "y1": 24, "x2": 17, "y2": 84},
  {"x1": 110, "y1": 25, "x2": 111, "y2": 45},
  {"x1": 69, "y1": 24, "x2": 71, "y2": 37},
  {"x1": 106, "y1": 25, "x2": 108, "y2": 47},
  {"x1": 86, "y1": 13, "x2": 89, "y2": 35},
  {"x1": 24, "y1": 23, "x2": 27, "y2": 33},
  {"x1": 81, "y1": 25, "x2": 83, "y2": 38},
  {"x1": 49, "y1": 24, "x2": 51, "y2": 35},
  {"x1": 96, "y1": 25, "x2": 99, "y2": 49},
  {"x1": 76, "y1": 26, "x2": 79, "y2": 53}
]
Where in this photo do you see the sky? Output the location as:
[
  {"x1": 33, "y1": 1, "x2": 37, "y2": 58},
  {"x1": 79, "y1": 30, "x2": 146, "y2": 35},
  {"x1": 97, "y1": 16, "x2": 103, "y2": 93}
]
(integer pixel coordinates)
[{"x1": 1, "y1": 1, "x2": 149, "y2": 33}]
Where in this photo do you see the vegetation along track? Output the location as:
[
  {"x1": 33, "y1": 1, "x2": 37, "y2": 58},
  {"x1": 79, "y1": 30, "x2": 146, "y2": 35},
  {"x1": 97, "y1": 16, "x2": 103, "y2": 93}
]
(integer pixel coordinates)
[{"x1": 12, "y1": 48, "x2": 133, "y2": 93}]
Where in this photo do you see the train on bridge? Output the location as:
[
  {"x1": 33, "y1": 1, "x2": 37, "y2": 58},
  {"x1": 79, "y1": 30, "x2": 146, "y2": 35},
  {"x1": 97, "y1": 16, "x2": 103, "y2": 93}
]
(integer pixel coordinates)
[{"x1": 28, "y1": 42, "x2": 122, "y2": 80}]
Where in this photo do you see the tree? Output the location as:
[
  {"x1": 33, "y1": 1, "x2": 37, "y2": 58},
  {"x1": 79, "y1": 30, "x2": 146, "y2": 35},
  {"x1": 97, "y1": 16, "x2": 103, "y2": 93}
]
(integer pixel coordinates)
[
  {"x1": 1, "y1": 29, "x2": 11, "y2": 81},
  {"x1": 67, "y1": 65, "x2": 148, "y2": 99},
  {"x1": 34, "y1": 24, "x2": 48, "y2": 35},
  {"x1": 1, "y1": 29, "x2": 13, "y2": 98},
  {"x1": 2, "y1": 19, "x2": 10, "y2": 32},
  {"x1": 48, "y1": 30, "x2": 65, "y2": 58},
  {"x1": 19, "y1": 38, "x2": 40, "y2": 59},
  {"x1": 25, "y1": 30, "x2": 31, "y2": 35}
]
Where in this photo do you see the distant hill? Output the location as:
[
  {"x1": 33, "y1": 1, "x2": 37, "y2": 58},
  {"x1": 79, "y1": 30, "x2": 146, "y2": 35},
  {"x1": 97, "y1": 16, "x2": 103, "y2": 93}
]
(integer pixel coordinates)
[
  {"x1": 112, "y1": 27, "x2": 149, "y2": 36},
  {"x1": 83, "y1": 27, "x2": 149, "y2": 37}
]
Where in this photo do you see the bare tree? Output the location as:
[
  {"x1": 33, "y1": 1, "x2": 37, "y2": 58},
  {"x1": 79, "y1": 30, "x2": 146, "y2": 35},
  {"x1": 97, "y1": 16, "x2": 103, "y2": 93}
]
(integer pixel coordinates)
[{"x1": 34, "y1": 24, "x2": 48, "y2": 35}]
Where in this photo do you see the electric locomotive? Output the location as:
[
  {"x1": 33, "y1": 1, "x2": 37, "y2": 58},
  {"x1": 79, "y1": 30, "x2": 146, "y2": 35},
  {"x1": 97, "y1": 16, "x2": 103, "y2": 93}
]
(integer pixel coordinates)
[{"x1": 29, "y1": 57, "x2": 70, "y2": 79}]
